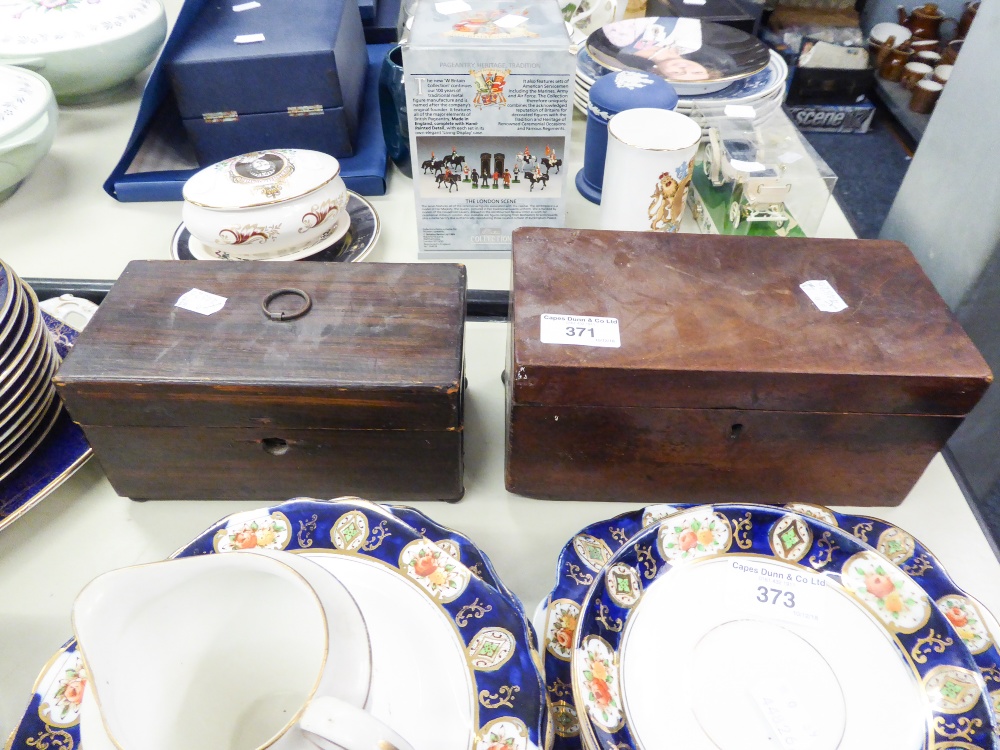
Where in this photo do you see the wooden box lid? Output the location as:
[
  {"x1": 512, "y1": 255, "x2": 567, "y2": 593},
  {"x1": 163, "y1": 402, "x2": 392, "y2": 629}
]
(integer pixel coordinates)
[
  {"x1": 55, "y1": 261, "x2": 466, "y2": 429},
  {"x1": 510, "y1": 228, "x2": 992, "y2": 416}
]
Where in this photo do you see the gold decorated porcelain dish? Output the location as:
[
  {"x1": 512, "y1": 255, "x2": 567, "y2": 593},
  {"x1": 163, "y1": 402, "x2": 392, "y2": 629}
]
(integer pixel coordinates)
[
  {"x1": 171, "y1": 191, "x2": 380, "y2": 263},
  {"x1": 9, "y1": 498, "x2": 550, "y2": 750},
  {"x1": 535, "y1": 502, "x2": 1000, "y2": 750},
  {"x1": 181, "y1": 149, "x2": 351, "y2": 261}
]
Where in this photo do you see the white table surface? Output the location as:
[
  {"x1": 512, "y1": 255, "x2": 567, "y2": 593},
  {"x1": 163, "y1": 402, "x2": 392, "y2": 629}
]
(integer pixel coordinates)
[{"x1": 1, "y1": 25, "x2": 999, "y2": 741}]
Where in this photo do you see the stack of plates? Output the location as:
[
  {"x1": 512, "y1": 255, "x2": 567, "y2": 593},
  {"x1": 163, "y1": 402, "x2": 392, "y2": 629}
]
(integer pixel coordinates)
[
  {"x1": 575, "y1": 46, "x2": 788, "y2": 131},
  {"x1": 9, "y1": 497, "x2": 550, "y2": 750},
  {"x1": 537, "y1": 502, "x2": 1000, "y2": 749},
  {"x1": 0, "y1": 259, "x2": 62, "y2": 485}
]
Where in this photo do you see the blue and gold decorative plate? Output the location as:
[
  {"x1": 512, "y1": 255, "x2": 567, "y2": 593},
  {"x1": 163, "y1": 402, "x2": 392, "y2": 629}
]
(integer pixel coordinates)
[
  {"x1": 539, "y1": 503, "x2": 999, "y2": 750},
  {"x1": 0, "y1": 313, "x2": 91, "y2": 533},
  {"x1": 7, "y1": 498, "x2": 548, "y2": 750}
]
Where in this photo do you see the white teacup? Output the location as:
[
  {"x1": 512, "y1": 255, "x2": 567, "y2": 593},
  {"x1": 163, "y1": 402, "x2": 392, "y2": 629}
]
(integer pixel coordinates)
[{"x1": 72, "y1": 549, "x2": 414, "y2": 750}]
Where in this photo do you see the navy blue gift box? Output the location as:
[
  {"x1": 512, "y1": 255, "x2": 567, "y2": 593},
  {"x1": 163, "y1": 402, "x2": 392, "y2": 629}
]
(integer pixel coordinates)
[
  {"x1": 167, "y1": 0, "x2": 367, "y2": 163},
  {"x1": 104, "y1": 0, "x2": 392, "y2": 202}
]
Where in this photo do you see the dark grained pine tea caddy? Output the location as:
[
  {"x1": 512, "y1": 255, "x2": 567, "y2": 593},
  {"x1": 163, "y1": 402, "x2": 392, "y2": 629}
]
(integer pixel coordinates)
[
  {"x1": 505, "y1": 228, "x2": 992, "y2": 506},
  {"x1": 54, "y1": 261, "x2": 467, "y2": 501}
]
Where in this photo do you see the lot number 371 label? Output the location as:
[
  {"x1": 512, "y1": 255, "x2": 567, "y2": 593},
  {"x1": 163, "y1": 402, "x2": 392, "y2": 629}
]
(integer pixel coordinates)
[{"x1": 540, "y1": 313, "x2": 621, "y2": 348}]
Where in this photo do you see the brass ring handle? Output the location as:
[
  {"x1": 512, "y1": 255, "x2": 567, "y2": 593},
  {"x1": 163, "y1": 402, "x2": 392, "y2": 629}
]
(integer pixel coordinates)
[{"x1": 262, "y1": 288, "x2": 312, "y2": 321}]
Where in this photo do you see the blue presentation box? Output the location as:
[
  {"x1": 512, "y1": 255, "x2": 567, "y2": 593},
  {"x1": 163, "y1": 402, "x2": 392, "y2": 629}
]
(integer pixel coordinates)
[
  {"x1": 167, "y1": 0, "x2": 367, "y2": 162},
  {"x1": 104, "y1": 43, "x2": 390, "y2": 201}
]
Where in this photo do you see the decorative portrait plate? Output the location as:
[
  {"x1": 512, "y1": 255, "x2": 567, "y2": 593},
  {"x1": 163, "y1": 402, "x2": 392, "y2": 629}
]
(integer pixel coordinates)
[{"x1": 586, "y1": 18, "x2": 770, "y2": 95}]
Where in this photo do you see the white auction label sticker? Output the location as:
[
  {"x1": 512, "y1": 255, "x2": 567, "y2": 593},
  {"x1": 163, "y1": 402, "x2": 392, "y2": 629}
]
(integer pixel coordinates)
[
  {"x1": 724, "y1": 104, "x2": 756, "y2": 119},
  {"x1": 778, "y1": 150, "x2": 804, "y2": 164},
  {"x1": 800, "y1": 280, "x2": 848, "y2": 313},
  {"x1": 732, "y1": 559, "x2": 829, "y2": 628},
  {"x1": 232, "y1": 2, "x2": 260, "y2": 11},
  {"x1": 683, "y1": 0, "x2": 707, "y2": 5},
  {"x1": 494, "y1": 13, "x2": 528, "y2": 27},
  {"x1": 176, "y1": 288, "x2": 227, "y2": 316},
  {"x1": 730, "y1": 159, "x2": 766, "y2": 173},
  {"x1": 234, "y1": 32, "x2": 265, "y2": 43},
  {"x1": 540, "y1": 313, "x2": 621, "y2": 348},
  {"x1": 435, "y1": 0, "x2": 471, "y2": 13}
]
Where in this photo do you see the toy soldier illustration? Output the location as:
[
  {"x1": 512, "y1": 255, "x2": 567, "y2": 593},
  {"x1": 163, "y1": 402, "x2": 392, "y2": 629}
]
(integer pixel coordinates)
[
  {"x1": 470, "y1": 168, "x2": 479, "y2": 188},
  {"x1": 512, "y1": 163, "x2": 520, "y2": 183},
  {"x1": 534, "y1": 163, "x2": 542, "y2": 179},
  {"x1": 503, "y1": 169, "x2": 511, "y2": 189},
  {"x1": 492, "y1": 171, "x2": 499, "y2": 188},
  {"x1": 480, "y1": 152, "x2": 491, "y2": 187},
  {"x1": 463, "y1": 163, "x2": 470, "y2": 182}
]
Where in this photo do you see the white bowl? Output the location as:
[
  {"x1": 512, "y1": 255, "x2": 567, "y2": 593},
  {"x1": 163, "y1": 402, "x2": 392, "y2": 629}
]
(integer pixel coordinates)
[
  {"x1": 182, "y1": 149, "x2": 350, "y2": 261},
  {"x1": 0, "y1": 65, "x2": 57, "y2": 202},
  {"x1": 0, "y1": 0, "x2": 167, "y2": 102},
  {"x1": 869, "y1": 22, "x2": 912, "y2": 46}
]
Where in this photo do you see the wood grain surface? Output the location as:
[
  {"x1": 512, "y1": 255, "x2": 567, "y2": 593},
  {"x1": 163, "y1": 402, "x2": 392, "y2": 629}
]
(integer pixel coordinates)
[{"x1": 506, "y1": 228, "x2": 992, "y2": 505}]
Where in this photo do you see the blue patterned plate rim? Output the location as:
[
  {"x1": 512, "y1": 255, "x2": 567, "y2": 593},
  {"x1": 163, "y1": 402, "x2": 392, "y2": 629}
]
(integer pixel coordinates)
[
  {"x1": 6, "y1": 497, "x2": 547, "y2": 750},
  {"x1": 573, "y1": 503, "x2": 997, "y2": 750},
  {"x1": 0, "y1": 313, "x2": 91, "y2": 534},
  {"x1": 538, "y1": 502, "x2": 1000, "y2": 749}
]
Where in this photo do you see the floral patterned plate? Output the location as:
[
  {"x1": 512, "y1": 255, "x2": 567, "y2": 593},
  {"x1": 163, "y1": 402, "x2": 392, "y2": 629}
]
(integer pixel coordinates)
[
  {"x1": 7, "y1": 498, "x2": 548, "y2": 750},
  {"x1": 388, "y1": 505, "x2": 527, "y2": 620},
  {"x1": 575, "y1": 504, "x2": 996, "y2": 750},
  {"x1": 538, "y1": 503, "x2": 999, "y2": 750}
]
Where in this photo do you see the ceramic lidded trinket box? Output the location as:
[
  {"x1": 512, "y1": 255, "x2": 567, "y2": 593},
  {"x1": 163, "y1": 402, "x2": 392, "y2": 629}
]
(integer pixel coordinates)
[
  {"x1": 0, "y1": 0, "x2": 166, "y2": 101},
  {"x1": 0, "y1": 65, "x2": 57, "y2": 202},
  {"x1": 181, "y1": 149, "x2": 350, "y2": 261}
]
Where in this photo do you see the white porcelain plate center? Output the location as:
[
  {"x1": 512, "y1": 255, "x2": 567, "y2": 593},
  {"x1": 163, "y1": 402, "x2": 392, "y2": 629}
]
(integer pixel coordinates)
[
  {"x1": 689, "y1": 620, "x2": 845, "y2": 750},
  {"x1": 619, "y1": 557, "x2": 926, "y2": 750}
]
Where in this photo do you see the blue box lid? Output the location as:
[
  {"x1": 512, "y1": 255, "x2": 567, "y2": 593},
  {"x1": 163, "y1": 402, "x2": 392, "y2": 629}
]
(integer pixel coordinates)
[{"x1": 168, "y1": 0, "x2": 367, "y2": 119}]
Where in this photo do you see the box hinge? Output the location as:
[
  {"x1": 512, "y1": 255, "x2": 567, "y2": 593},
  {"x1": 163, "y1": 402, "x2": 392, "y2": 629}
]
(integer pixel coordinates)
[
  {"x1": 203, "y1": 111, "x2": 239, "y2": 124},
  {"x1": 288, "y1": 105, "x2": 324, "y2": 117}
]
